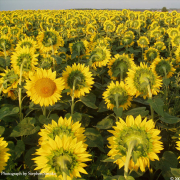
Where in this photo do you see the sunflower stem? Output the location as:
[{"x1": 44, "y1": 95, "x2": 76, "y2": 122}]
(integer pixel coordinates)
[
  {"x1": 2, "y1": 42, "x2": 8, "y2": 70},
  {"x1": 115, "y1": 94, "x2": 119, "y2": 121},
  {"x1": 71, "y1": 78, "x2": 77, "y2": 115},
  {"x1": 142, "y1": 47, "x2": 144, "y2": 61},
  {"x1": 147, "y1": 84, "x2": 154, "y2": 120},
  {"x1": 162, "y1": 66, "x2": 168, "y2": 109},
  {"x1": 19, "y1": 60, "x2": 26, "y2": 121},
  {"x1": 43, "y1": 106, "x2": 46, "y2": 117},
  {"x1": 120, "y1": 66, "x2": 124, "y2": 82},
  {"x1": 50, "y1": 38, "x2": 55, "y2": 71},
  {"x1": 124, "y1": 140, "x2": 137, "y2": 179}
]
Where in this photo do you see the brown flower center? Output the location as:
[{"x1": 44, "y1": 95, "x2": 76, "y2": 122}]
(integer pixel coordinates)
[{"x1": 35, "y1": 78, "x2": 56, "y2": 97}]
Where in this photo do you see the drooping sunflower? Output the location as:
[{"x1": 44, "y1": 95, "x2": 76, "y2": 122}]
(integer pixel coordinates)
[
  {"x1": 36, "y1": 27, "x2": 64, "y2": 53},
  {"x1": 0, "y1": 35, "x2": 13, "y2": 56},
  {"x1": 103, "y1": 81, "x2": 132, "y2": 110},
  {"x1": 33, "y1": 135, "x2": 91, "y2": 180},
  {"x1": 153, "y1": 41, "x2": 166, "y2": 51},
  {"x1": 108, "y1": 53, "x2": 135, "y2": 81},
  {"x1": 103, "y1": 20, "x2": 116, "y2": 33},
  {"x1": 116, "y1": 23, "x2": 127, "y2": 37},
  {"x1": 131, "y1": 20, "x2": 141, "y2": 30},
  {"x1": 150, "y1": 28, "x2": 163, "y2": 40},
  {"x1": 89, "y1": 46, "x2": 111, "y2": 68},
  {"x1": 11, "y1": 47, "x2": 39, "y2": 77},
  {"x1": 137, "y1": 36, "x2": 149, "y2": 48},
  {"x1": 38, "y1": 116, "x2": 87, "y2": 147},
  {"x1": 150, "y1": 57, "x2": 175, "y2": 78},
  {"x1": 144, "y1": 47, "x2": 159, "y2": 62},
  {"x1": 0, "y1": 68, "x2": 19, "y2": 100},
  {"x1": 126, "y1": 62, "x2": 162, "y2": 99},
  {"x1": 171, "y1": 35, "x2": 180, "y2": 47},
  {"x1": 107, "y1": 115, "x2": 163, "y2": 172},
  {"x1": 62, "y1": 63, "x2": 94, "y2": 98},
  {"x1": 0, "y1": 136, "x2": 11, "y2": 172},
  {"x1": 167, "y1": 28, "x2": 179, "y2": 38},
  {"x1": 25, "y1": 68, "x2": 65, "y2": 107},
  {"x1": 121, "y1": 35, "x2": 134, "y2": 48},
  {"x1": 15, "y1": 37, "x2": 38, "y2": 52},
  {"x1": 86, "y1": 24, "x2": 96, "y2": 35}
]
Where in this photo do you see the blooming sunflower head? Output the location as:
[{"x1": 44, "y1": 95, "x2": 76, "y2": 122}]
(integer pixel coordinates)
[
  {"x1": 131, "y1": 20, "x2": 141, "y2": 30},
  {"x1": 103, "y1": 20, "x2": 116, "y2": 33},
  {"x1": 121, "y1": 35, "x2": 134, "y2": 48},
  {"x1": 0, "y1": 68, "x2": 19, "y2": 98},
  {"x1": 86, "y1": 24, "x2": 96, "y2": 35},
  {"x1": 36, "y1": 27, "x2": 64, "y2": 53},
  {"x1": 103, "y1": 81, "x2": 132, "y2": 110},
  {"x1": 24, "y1": 68, "x2": 65, "y2": 107},
  {"x1": 89, "y1": 46, "x2": 111, "y2": 68},
  {"x1": 153, "y1": 41, "x2": 166, "y2": 51},
  {"x1": 150, "y1": 28, "x2": 163, "y2": 40},
  {"x1": 0, "y1": 136, "x2": 11, "y2": 172},
  {"x1": 126, "y1": 62, "x2": 162, "y2": 99},
  {"x1": 137, "y1": 36, "x2": 149, "y2": 48},
  {"x1": 107, "y1": 115, "x2": 163, "y2": 172},
  {"x1": 15, "y1": 37, "x2": 38, "y2": 52},
  {"x1": 38, "y1": 116, "x2": 87, "y2": 146},
  {"x1": 11, "y1": 46, "x2": 39, "y2": 77},
  {"x1": 108, "y1": 53, "x2": 135, "y2": 81},
  {"x1": 171, "y1": 35, "x2": 180, "y2": 47},
  {"x1": 144, "y1": 47, "x2": 159, "y2": 62},
  {"x1": 151, "y1": 57, "x2": 175, "y2": 78},
  {"x1": 167, "y1": 28, "x2": 179, "y2": 38},
  {"x1": 33, "y1": 135, "x2": 91, "y2": 179},
  {"x1": 62, "y1": 63, "x2": 94, "y2": 98},
  {"x1": 116, "y1": 24, "x2": 127, "y2": 36}
]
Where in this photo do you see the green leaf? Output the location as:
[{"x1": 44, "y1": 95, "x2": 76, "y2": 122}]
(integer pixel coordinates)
[
  {"x1": 163, "y1": 78, "x2": 170, "y2": 86},
  {"x1": 10, "y1": 117, "x2": 40, "y2": 137},
  {"x1": 80, "y1": 93, "x2": 98, "y2": 109},
  {"x1": 103, "y1": 175, "x2": 122, "y2": 180},
  {"x1": 72, "y1": 112, "x2": 82, "y2": 123},
  {"x1": 123, "y1": 107, "x2": 149, "y2": 118},
  {"x1": 113, "y1": 107, "x2": 123, "y2": 117},
  {"x1": 71, "y1": 51, "x2": 79, "y2": 59},
  {"x1": 51, "y1": 55, "x2": 62, "y2": 64},
  {"x1": 80, "y1": 113, "x2": 92, "y2": 127},
  {"x1": 160, "y1": 112, "x2": 180, "y2": 124},
  {"x1": 14, "y1": 140, "x2": 25, "y2": 159},
  {"x1": 95, "y1": 118, "x2": 113, "y2": 129},
  {"x1": 0, "y1": 107, "x2": 19, "y2": 120},
  {"x1": 147, "y1": 98, "x2": 164, "y2": 117},
  {"x1": 39, "y1": 115, "x2": 52, "y2": 124},
  {"x1": 0, "y1": 57, "x2": 5, "y2": 67},
  {"x1": 171, "y1": 168, "x2": 180, "y2": 177},
  {"x1": 0, "y1": 126, "x2": 5, "y2": 136},
  {"x1": 85, "y1": 128, "x2": 104, "y2": 152},
  {"x1": 98, "y1": 100, "x2": 108, "y2": 112},
  {"x1": 160, "y1": 151, "x2": 178, "y2": 180}
]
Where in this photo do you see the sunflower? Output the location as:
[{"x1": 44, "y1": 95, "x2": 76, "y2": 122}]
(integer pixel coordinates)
[
  {"x1": 137, "y1": 36, "x2": 149, "y2": 48},
  {"x1": 33, "y1": 135, "x2": 91, "y2": 180},
  {"x1": 108, "y1": 53, "x2": 135, "y2": 81},
  {"x1": 0, "y1": 35, "x2": 13, "y2": 56},
  {"x1": 89, "y1": 46, "x2": 111, "y2": 68},
  {"x1": 167, "y1": 28, "x2": 179, "y2": 38},
  {"x1": 153, "y1": 41, "x2": 166, "y2": 51},
  {"x1": 171, "y1": 35, "x2": 180, "y2": 47},
  {"x1": 103, "y1": 81, "x2": 132, "y2": 110},
  {"x1": 174, "y1": 17, "x2": 180, "y2": 26},
  {"x1": 121, "y1": 35, "x2": 134, "y2": 48},
  {"x1": 0, "y1": 136, "x2": 11, "y2": 172},
  {"x1": 86, "y1": 24, "x2": 96, "y2": 35},
  {"x1": 36, "y1": 27, "x2": 64, "y2": 53},
  {"x1": 67, "y1": 28, "x2": 78, "y2": 39},
  {"x1": 0, "y1": 68, "x2": 19, "y2": 99},
  {"x1": 15, "y1": 37, "x2": 38, "y2": 52},
  {"x1": 11, "y1": 47, "x2": 39, "y2": 77},
  {"x1": 175, "y1": 46, "x2": 180, "y2": 63},
  {"x1": 62, "y1": 63, "x2": 94, "y2": 98},
  {"x1": 176, "y1": 134, "x2": 180, "y2": 161},
  {"x1": 103, "y1": 20, "x2": 116, "y2": 33},
  {"x1": 107, "y1": 115, "x2": 163, "y2": 172},
  {"x1": 126, "y1": 62, "x2": 162, "y2": 99},
  {"x1": 151, "y1": 57, "x2": 175, "y2": 78},
  {"x1": 38, "y1": 116, "x2": 87, "y2": 147},
  {"x1": 116, "y1": 24, "x2": 127, "y2": 37},
  {"x1": 131, "y1": 20, "x2": 141, "y2": 30},
  {"x1": 150, "y1": 28, "x2": 163, "y2": 40},
  {"x1": 144, "y1": 47, "x2": 159, "y2": 62},
  {"x1": 24, "y1": 68, "x2": 65, "y2": 107}
]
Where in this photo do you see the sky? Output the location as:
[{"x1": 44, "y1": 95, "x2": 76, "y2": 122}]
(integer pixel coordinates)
[{"x1": 0, "y1": 0, "x2": 180, "y2": 11}]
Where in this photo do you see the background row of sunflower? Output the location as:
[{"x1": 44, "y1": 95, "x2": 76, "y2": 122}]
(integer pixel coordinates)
[{"x1": 0, "y1": 9, "x2": 180, "y2": 180}]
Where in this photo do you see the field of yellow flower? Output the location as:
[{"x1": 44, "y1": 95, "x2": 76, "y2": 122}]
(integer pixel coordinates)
[{"x1": 1, "y1": 8, "x2": 180, "y2": 180}]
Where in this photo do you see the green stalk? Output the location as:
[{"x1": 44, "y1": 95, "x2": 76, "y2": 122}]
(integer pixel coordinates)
[
  {"x1": 2, "y1": 42, "x2": 8, "y2": 70},
  {"x1": 115, "y1": 93, "x2": 119, "y2": 121},
  {"x1": 71, "y1": 78, "x2": 77, "y2": 116},
  {"x1": 19, "y1": 60, "x2": 26, "y2": 121},
  {"x1": 120, "y1": 66, "x2": 124, "y2": 82},
  {"x1": 50, "y1": 38, "x2": 55, "y2": 71},
  {"x1": 147, "y1": 84, "x2": 154, "y2": 120},
  {"x1": 124, "y1": 140, "x2": 137, "y2": 179},
  {"x1": 43, "y1": 106, "x2": 46, "y2": 117},
  {"x1": 142, "y1": 46, "x2": 144, "y2": 61},
  {"x1": 162, "y1": 66, "x2": 168, "y2": 109}
]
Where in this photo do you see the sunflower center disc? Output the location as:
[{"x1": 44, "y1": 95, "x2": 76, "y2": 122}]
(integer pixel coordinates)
[{"x1": 35, "y1": 78, "x2": 56, "y2": 97}]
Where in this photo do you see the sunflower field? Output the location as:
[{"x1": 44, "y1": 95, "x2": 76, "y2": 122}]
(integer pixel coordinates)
[{"x1": 1, "y1": 8, "x2": 180, "y2": 180}]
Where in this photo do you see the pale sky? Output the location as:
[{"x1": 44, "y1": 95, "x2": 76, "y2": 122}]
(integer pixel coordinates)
[{"x1": 0, "y1": 0, "x2": 180, "y2": 11}]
